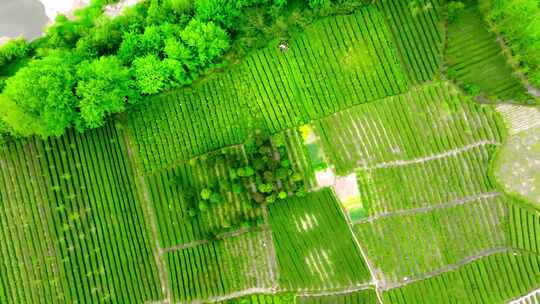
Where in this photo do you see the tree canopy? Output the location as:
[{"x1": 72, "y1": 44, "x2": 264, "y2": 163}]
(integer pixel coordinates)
[{"x1": 0, "y1": 0, "x2": 350, "y2": 139}]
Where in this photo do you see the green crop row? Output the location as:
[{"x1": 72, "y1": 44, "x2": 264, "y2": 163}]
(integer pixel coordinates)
[
  {"x1": 315, "y1": 82, "x2": 505, "y2": 175},
  {"x1": 128, "y1": 70, "x2": 253, "y2": 173},
  {"x1": 127, "y1": 7, "x2": 408, "y2": 174},
  {"x1": 377, "y1": 0, "x2": 445, "y2": 84},
  {"x1": 383, "y1": 251, "x2": 540, "y2": 303},
  {"x1": 445, "y1": 3, "x2": 531, "y2": 102},
  {"x1": 355, "y1": 196, "x2": 509, "y2": 282},
  {"x1": 268, "y1": 188, "x2": 371, "y2": 291},
  {"x1": 0, "y1": 123, "x2": 161, "y2": 303},
  {"x1": 508, "y1": 203, "x2": 540, "y2": 254},
  {"x1": 356, "y1": 145, "x2": 496, "y2": 217},
  {"x1": 166, "y1": 230, "x2": 273, "y2": 302}
]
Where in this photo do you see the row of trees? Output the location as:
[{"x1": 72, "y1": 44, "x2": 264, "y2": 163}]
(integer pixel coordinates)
[
  {"x1": 0, "y1": 0, "x2": 350, "y2": 139},
  {"x1": 482, "y1": 0, "x2": 540, "y2": 89}
]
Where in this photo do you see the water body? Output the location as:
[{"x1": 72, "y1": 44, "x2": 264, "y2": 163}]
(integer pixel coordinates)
[{"x1": 0, "y1": 0, "x2": 49, "y2": 40}]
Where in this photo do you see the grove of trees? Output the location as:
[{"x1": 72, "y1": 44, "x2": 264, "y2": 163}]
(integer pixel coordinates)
[
  {"x1": 0, "y1": 0, "x2": 352, "y2": 140},
  {"x1": 482, "y1": 0, "x2": 540, "y2": 88}
]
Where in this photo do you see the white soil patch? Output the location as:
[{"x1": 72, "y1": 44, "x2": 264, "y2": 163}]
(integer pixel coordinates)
[
  {"x1": 316, "y1": 169, "x2": 361, "y2": 210},
  {"x1": 496, "y1": 104, "x2": 540, "y2": 135},
  {"x1": 496, "y1": 125, "x2": 540, "y2": 203}
]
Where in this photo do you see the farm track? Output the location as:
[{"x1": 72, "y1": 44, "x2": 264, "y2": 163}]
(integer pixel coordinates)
[
  {"x1": 382, "y1": 246, "x2": 516, "y2": 290},
  {"x1": 295, "y1": 283, "x2": 375, "y2": 297},
  {"x1": 336, "y1": 192, "x2": 385, "y2": 303},
  {"x1": 120, "y1": 115, "x2": 172, "y2": 303},
  {"x1": 357, "y1": 140, "x2": 500, "y2": 171},
  {"x1": 161, "y1": 226, "x2": 260, "y2": 253},
  {"x1": 354, "y1": 191, "x2": 501, "y2": 224},
  {"x1": 261, "y1": 204, "x2": 280, "y2": 290}
]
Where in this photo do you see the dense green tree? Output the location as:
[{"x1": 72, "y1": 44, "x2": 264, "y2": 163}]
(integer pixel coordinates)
[
  {"x1": 0, "y1": 38, "x2": 29, "y2": 67},
  {"x1": 133, "y1": 54, "x2": 169, "y2": 94},
  {"x1": 76, "y1": 56, "x2": 138, "y2": 129},
  {"x1": 0, "y1": 51, "x2": 78, "y2": 137},
  {"x1": 486, "y1": 0, "x2": 540, "y2": 87},
  {"x1": 181, "y1": 19, "x2": 231, "y2": 66}
]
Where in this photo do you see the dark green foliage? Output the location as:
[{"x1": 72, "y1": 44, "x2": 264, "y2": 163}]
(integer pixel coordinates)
[
  {"x1": 0, "y1": 38, "x2": 29, "y2": 67},
  {"x1": 487, "y1": 0, "x2": 540, "y2": 89},
  {"x1": 447, "y1": 1, "x2": 464, "y2": 23},
  {"x1": 133, "y1": 54, "x2": 170, "y2": 94},
  {"x1": 0, "y1": 51, "x2": 79, "y2": 137},
  {"x1": 181, "y1": 19, "x2": 230, "y2": 66},
  {"x1": 76, "y1": 56, "x2": 138, "y2": 128}
]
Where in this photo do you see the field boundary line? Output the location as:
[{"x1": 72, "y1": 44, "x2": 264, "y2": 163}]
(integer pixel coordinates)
[
  {"x1": 162, "y1": 227, "x2": 261, "y2": 253},
  {"x1": 353, "y1": 192, "x2": 501, "y2": 224},
  {"x1": 331, "y1": 190, "x2": 385, "y2": 303},
  {"x1": 119, "y1": 114, "x2": 172, "y2": 303},
  {"x1": 203, "y1": 287, "x2": 275, "y2": 303},
  {"x1": 261, "y1": 204, "x2": 280, "y2": 290},
  {"x1": 295, "y1": 283, "x2": 375, "y2": 297},
  {"x1": 357, "y1": 140, "x2": 500, "y2": 171},
  {"x1": 507, "y1": 286, "x2": 540, "y2": 304},
  {"x1": 382, "y1": 246, "x2": 514, "y2": 291}
]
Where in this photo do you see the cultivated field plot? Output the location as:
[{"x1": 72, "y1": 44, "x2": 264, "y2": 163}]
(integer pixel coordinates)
[
  {"x1": 355, "y1": 145, "x2": 496, "y2": 217},
  {"x1": 382, "y1": 252, "x2": 540, "y2": 303},
  {"x1": 127, "y1": 72, "x2": 253, "y2": 173},
  {"x1": 276, "y1": 129, "x2": 317, "y2": 189},
  {"x1": 376, "y1": 0, "x2": 444, "y2": 84},
  {"x1": 0, "y1": 124, "x2": 161, "y2": 303},
  {"x1": 445, "y1": 3, "x2": 529, "y2": 102},
  {"x1": 508, "y1": 204, "x2": 540, "y2": 253},
  {"x1": 145, "y1": 146, "x2": 260, "y2": 247},
  {"x1": 298, "y1": 289, "x2": 379, "y2": 304},
  {"x1": 241, "y1": 6, "x2": 408, "y2": 132},
  {"x1": 267, "y1": 189, "x2": 371, "y2": 291},
  {"x1": 355, "y1": 195, "x2": 509, "y2": 283},
  {"x1": 127, "y1": 6, "x2": 408, "y2": 173},
  {"x1": 165, "y1": 230, "x2": 274, "y2": 302},
  {"x1": 314, "y1": 82, "x2": 505, "y2": 175}
]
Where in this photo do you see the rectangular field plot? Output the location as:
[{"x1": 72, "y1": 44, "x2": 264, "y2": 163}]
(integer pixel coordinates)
[
  {"x1": 166, "y1": 230, "x2": 274, "y2": 302},
  {"x1": 268, "y1": 188, "x2": 371, "y2": 291},
  {"x1": 127, "y1": 71, "x2": 253, "y2": 173},
  {"x1": 127, "y1": 8, "x2": 408, "y2": 173},
  {"x1": 508, "y1": 203, "x2": 540, "y2": 253},
  {"x1": 275, "y1": 129, "x2": 317, "y2": 189},
  {"x1": 146, "y1": 146, "x2": 260, "y2": 247},
  {"x1": 0, "y1": 124, "x2": 161, "y2": 303},
  {"x1": 315, "y1": 82, "x2": 505, "y2": 175},
  {"x1": 298, "y1": 289, "x2": 379, "y2": 304},
  {"x1": 242, "y1": 6, "x2": 408, "y2": 132},
  {"x1": 355, "y1": 196, "x2": 509, "y2": 283},
  {"x1": 446, "y1": 3, "x2": 530, "y2": 102},
  {"x1": 377, "y1": 0, "x2": 445, "y2": 84},
  {"x1": 356, "y1": 145, "x2": 496, "y2": 218},
  {"x1": 383, "y1": 252, "x2": 540, "y2": 303}
]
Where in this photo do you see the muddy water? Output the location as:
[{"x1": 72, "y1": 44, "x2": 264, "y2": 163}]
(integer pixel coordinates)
[{"x1": 0, "y1": 0, "x2": 49, "y2": 40}]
